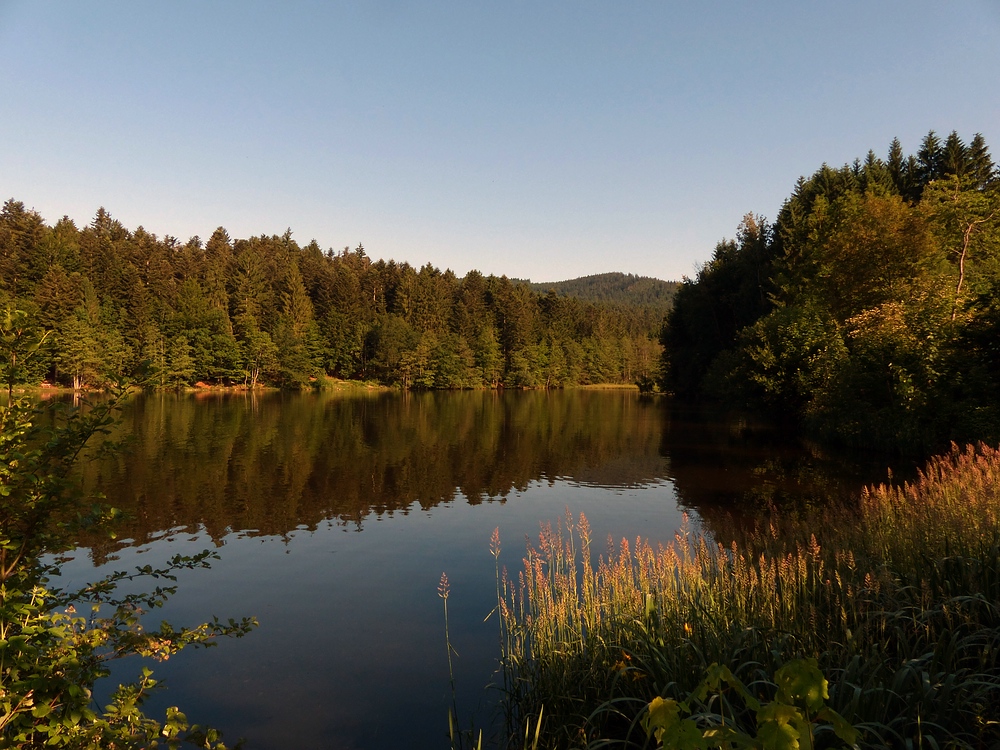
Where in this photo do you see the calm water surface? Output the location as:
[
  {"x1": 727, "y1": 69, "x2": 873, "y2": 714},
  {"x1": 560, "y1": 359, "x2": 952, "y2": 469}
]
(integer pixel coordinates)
[{"x1": 54, "y1": 390, "x2": 897, "y2": 749}]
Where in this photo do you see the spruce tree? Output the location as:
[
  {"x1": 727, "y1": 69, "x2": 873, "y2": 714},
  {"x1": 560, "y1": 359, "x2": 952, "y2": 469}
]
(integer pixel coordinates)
[
  {"x1": 917, "y1": 130, "x2": 945, "y2": 186},
  {"x1": 887, "y1": 137, "x2": 907, "y2": 195},
  {"x1": 942, "y1": 131, "x2": 968, "y2": 179},
  {"x1": 967, "y1": 133, "x2": 997, "y2": 190}
]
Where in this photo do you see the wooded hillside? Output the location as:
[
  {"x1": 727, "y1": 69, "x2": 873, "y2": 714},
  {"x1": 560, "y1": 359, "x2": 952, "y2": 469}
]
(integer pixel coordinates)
[
  {"x1": 0, "y1": 206, "x2": 662, "y2": 390},
  {"x1": 525, "y1": 272, "x2": 677, "y2": 312},
  {"x1": 661, "y1": 130, "x2": 1000, "y2": 451}
]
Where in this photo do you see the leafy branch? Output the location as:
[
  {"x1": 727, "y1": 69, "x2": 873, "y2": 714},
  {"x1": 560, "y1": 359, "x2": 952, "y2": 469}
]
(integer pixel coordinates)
[
  {"x1": 1, "y1": 377, "x2": 257, "y2": 748},
  {"x1": 642, "y1": 660, "x2": 859, "y2": 750}
]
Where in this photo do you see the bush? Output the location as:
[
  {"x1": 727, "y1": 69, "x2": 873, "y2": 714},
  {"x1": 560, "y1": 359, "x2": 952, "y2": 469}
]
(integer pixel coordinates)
[{"x1": 1, "y1": 389, "x2": 256, "y2": 748}]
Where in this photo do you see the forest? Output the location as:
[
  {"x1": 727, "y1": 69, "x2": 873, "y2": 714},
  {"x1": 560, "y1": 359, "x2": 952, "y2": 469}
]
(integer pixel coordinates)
[
  {"x1": 661, "y1": 130, "x2": 1000, "y2": 451},
  {"x1": 0, "y1": 205, "x2": 664, "y2": 391},
  {"x1": 523, "y1": 272, "x2": 678, "y2": 311}
]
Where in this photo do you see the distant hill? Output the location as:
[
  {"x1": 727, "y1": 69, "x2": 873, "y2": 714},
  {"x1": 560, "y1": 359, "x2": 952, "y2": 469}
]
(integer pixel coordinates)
[{"x1": 521, "y1": 273, "x2": 679, "y2": 311}]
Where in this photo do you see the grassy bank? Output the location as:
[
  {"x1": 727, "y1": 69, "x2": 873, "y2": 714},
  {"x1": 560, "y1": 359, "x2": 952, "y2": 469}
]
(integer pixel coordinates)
[
  {"x1": 497, "y1": 443, "x2": 1000, "y2": 748},
  {"x1": 574, "y1": 383, "x2": 641, "y2": 390},
  {"x1": 314, "y1": 375, "x2": 387, "y2": 392}
]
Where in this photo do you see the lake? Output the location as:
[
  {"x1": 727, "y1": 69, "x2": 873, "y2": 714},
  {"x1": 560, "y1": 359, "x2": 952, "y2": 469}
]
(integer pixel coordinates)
[{"x1": 53, "y1": 390, "x2": 898, "y2": 749}]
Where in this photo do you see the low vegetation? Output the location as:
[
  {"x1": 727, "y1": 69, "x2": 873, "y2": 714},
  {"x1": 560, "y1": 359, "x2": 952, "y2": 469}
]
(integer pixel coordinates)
[
  {"x1": 0, "y1": 337, "x2": 255, "y2": 747},
  {"x1": 497, "y1": 443, "x2": 1000, "y2": 748}
]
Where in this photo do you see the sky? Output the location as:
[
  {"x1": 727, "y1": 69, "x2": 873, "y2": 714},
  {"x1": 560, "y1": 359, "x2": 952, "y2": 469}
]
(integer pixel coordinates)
[{"x1": 2, "y1": 2, "x2": 999, "y2": 284}]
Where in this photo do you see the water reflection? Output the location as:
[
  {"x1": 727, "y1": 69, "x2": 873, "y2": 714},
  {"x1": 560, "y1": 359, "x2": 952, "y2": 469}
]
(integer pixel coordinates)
[
  {"x1": 77, "y1": 390, "x2": 669, "y2": 560},
  {"x1": 661, "y1": 403, "x2": 909, "y2": 543},
  {"x1": 58, "y1": 391, "x2": 905, "y2": 749}
]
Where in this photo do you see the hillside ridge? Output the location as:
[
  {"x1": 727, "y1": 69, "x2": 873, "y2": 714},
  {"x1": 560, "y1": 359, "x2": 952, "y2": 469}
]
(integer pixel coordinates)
[{"x1": 519, "y1": 272, "x2": 678, "y2": 309}]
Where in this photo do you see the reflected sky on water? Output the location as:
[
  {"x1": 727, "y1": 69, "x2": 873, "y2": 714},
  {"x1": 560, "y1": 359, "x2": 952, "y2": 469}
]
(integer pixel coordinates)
[{"x1": 52, "y1": 390, "x2": 899, "y2": 749}]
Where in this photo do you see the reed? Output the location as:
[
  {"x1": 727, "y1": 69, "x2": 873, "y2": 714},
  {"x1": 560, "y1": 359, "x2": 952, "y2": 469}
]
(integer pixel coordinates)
[{"x1": 497, "y1": 444, "x2": 1000, "y2": 748}]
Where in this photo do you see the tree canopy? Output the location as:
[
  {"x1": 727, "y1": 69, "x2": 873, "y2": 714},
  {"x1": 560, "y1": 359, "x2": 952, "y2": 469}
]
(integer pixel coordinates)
[
  {"x1": 660, "y1": 130, "x2": 1000, "y2": 451},
  {"x1": 0, "y1": 207, "x2": 664, "y2": 391},
  {"x1": 524, "y1": 272, "x2": 678, "y2": 313}
]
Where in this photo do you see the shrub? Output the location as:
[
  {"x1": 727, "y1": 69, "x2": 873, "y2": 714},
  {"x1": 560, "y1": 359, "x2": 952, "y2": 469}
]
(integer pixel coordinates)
[{"x1": 1, "y1": 390, "x2": 256, "y2": 748}]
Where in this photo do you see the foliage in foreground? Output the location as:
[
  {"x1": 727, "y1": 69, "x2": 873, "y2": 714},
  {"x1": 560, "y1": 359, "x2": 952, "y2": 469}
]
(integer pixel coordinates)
[
  {"x1": 497, "y1": 443, "x2": 1000, "y2": 748},
  {"x1": 0, "y1": 390, "x2": 256, "y2": 748},
  {"x1": 643, "y1": 660, "x2": 858, "y2": 750}
]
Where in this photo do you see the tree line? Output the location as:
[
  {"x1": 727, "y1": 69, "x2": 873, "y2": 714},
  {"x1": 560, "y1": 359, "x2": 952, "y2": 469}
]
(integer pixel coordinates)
[
  {"x1": 523, "y1": 272, "x2": 678, "y2": 312},
  {"x1": 0, "y1": 203, "x2": 663, "y2": 390},
  {"x1": 660, "y1": 130, "x2": 1000, "y2": 451}
]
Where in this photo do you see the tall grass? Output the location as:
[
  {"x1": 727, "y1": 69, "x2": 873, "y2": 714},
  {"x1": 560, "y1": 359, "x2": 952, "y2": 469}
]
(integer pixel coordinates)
[{"x1": 497, "y1": 443, "x2": 1000, "y2": 748}]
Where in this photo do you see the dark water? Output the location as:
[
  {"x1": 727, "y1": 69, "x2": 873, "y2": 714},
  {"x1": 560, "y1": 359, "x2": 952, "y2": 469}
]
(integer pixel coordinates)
[{"x1": 52, "y1": 390, "x2": 899, "y2": 749}]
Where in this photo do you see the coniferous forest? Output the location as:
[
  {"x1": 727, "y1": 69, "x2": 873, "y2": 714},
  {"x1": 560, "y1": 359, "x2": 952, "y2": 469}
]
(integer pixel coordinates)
[
  {"x1": 661, "y1": 130, "x2": 1000, "y2": 452},
  {"x1": 0, "y1": 207, "x2": 664, "y2": 392},
  {"x1": 5, "y1": 130, "x2": 999, "y2": 452},
  {"x1": 523, "y1": 273, "x2": 678, "y2": 311}
]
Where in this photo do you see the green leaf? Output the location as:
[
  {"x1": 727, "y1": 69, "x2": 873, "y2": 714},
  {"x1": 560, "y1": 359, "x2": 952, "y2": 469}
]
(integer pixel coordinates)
[
  {"x1": 816, "y1": 707, "x2": 860, "y2": 746},
  {"x1": 643, "y1": 696, "x2": 683, "y2": 740},
  {"x1": 774, "y1": 658, "x2": 828, "y2": 713},
  {"x1": 758, "y1": 703, "x2": 815, "y2": 750},
  {"x1": 663, "y1": 718, "x2": 709, "y2": 750},
  {"x1": 643, "y1": 697, "x2": 709, "y2": 749},
  {"x1": 756, "y1": 718, "x2": 801, "y2": 750},
  {"x1": 703, "y1": 726, "x2": 755, "y2": 749}
]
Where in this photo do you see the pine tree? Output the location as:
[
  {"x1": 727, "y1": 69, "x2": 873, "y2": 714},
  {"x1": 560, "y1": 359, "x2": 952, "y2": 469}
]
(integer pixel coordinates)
[
  {"x1": 236, "y1": 314, "x2": 278, "y2": 389},
  {"x1": 231, "y1": 244, "x2": 273, "y2": 327},
  {"x1": 56, "y1": 310, "x2": 101, "y2": 390},
  {"x1": 203, "y1": 227, "x2": 234, "y2": 332},
  {"x1": 860, "y1": 150, "x2": 891, "y2": 194},
  {"x1": 275, "y1": 261, "x2": 321, "y2": 387},
  {"x1": 411, "y1": 330, "x2": 439, "y2": 389},
  {"x1": 0, "y1": 200, "x2": 46, "y2": 298},
  {"x1": 137, "y1": 322, "x2": 168, "y2": 387},
  {"x1": 543, "y1": 336, "x2": 568, "y2": 387},
  {"x1": 53, "y1": 278, "x2": 108, "y2": 389},
  {"x1": 917, "y1": 130, "x2": 945, "y2": 186},
  {"x1": 474, "y1": 325, "x2": 503, "y2": 388},
  {"x1": 942, "y1": 131, "x2": 968, "y2": 179},
  {"x1": 281, "y1": 262, "x2": 315, "y2": 338},
  {"x1": 166, "y1": 334, "x2": 196, "y2": 388},
  {"x1": 39, "y1": 216, "x2": 82, "y2": 274},
  {"x1": 967, "y1": 133, "x2": 997, "y2": 190},
  {"x1": 887, "y1": 137, "x2": 907, "y2": 195},
  {"x1": 34, "y1": 265, "x2": 81, "y2": 330}
]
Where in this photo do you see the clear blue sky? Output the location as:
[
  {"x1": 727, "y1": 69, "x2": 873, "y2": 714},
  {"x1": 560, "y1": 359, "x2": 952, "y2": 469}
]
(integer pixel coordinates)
[{"x1": 2, "y1": 2, "x2": 999, "y2": 283}]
